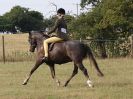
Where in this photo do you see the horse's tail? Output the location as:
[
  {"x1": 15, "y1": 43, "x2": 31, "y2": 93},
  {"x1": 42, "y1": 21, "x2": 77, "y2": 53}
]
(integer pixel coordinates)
[{"x1": 85, "y1": 45, "x2": 104, "y2": 77}]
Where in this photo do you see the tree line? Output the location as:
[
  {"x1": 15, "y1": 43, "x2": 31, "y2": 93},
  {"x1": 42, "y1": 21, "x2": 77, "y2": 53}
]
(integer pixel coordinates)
[
  {"x1": 0, "y1": 5, "x2": 74, "y2": 33},
  {"x1": 0, "y1": 0, "x2": 132, "y2": 38},
  {"x1": 70, "y1": 0, "x2": 133, "y2": 58},
  {"x1": 0, "y1": 0, "x2": 132, "y2": 57}
]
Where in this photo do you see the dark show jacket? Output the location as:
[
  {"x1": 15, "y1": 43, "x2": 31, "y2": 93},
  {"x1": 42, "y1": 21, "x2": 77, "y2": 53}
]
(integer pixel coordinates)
[{"x1": 47, "y1": 17, "x2": 69, "y2": 40}]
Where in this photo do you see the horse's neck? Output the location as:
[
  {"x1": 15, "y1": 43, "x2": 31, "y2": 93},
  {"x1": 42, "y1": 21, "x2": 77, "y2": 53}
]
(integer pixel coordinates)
[{"x1": 36, "y1": 37, "x2": 44, "y2": 50}]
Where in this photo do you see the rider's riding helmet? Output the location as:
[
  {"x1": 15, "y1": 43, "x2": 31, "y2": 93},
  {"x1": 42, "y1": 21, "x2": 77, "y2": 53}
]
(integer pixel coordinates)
[{"x1": 57, "y1": 8, "x2": 65, "y2": 15}]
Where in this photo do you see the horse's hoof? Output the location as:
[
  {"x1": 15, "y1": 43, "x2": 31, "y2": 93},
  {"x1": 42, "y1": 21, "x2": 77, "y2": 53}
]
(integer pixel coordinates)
[
  {"x1": 63, "y1": 84, "x2": 67, "y2": 87},
  {"x1": 87, "y1": 80, "x2": 94, "y2": 88},
  {"x1": 22, "y1": 80, "x2": 28, "y2": 85},
  {"x1": 88, "y1": 84, "x2": 94, "y2": 88},
  {"x1": 56, "y1": 80, "x2": 60, "y2": 86},
  {"x1": 97, "y1": 73, "x2": 104, "y2": 77},
  {"x1": 22, "y1": 82, "x2": 27, "y2": 85},
  {"x1": 57, "y1": 82, "x2": 60, "y2": 86}
]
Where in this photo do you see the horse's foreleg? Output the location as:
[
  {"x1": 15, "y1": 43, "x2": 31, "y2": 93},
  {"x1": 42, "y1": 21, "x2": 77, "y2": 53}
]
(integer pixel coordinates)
[
  {"x1": 76, "y1": 62, "x2": 93, "y2": 88},
  {"x1": 22, "y1": 59, "x2": 43, "y2": 85},
  {"x1": 64, "y1": 64, "x2": 78, "y2": 87},
  {"x1": 49, "y1": 65, "x2": 60, "y2": 86}
]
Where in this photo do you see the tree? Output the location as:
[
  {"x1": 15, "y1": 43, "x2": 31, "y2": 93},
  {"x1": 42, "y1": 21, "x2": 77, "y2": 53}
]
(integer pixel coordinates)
[
  {"x1": 43, "y1": 15, "x2": 57, "y2": 32},
  {"x1": 79, "y1": 0, "x2": 133, "y2": 39},
  {"x1": 71, "y1": 0, "x2": 133, "y2": 57},
  {"x1": 80, "y1": 0, "x2": 101, "y2": 7},
  {"x1": 0, "y1": 16, "x2": 12, "y2": 31},
  {"x1": 3, "y1": 6, "x2": 44, "y2": 32},
  {"x1": 65, "y1": 15, "x2": 75, "y2": 36},
  {"x1": 17, "y1": 10, "x2": 44, "y2": 32}
]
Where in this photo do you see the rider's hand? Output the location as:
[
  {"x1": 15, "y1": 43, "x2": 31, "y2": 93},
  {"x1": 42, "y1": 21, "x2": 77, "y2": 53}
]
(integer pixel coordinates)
[{"x1": 45, "y1": 32, "x2": 48, "y2": 35}]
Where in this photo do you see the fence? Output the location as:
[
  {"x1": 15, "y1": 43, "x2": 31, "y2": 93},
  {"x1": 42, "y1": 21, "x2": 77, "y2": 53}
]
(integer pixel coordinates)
[
  {"x1": 82, "y1": 39, "x2": 132, "y2": 58},
  {"x1": 85, "y1": 34, "x2": 133, "y2": 58},
  {"x1": 83, "y1": 39, "x2": 117, "y2": 58},
  {"x1": 0, "y1": 34, "x2": 35, "y2": 63},
  {"x1": 0, "y1": 34, "x2": 133, "y2": 63}
]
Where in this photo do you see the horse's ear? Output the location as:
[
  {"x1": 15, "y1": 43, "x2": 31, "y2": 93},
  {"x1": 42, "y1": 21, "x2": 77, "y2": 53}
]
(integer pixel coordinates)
[
  {"x1": 39, "y1": 31, "x2": 44, "y2": 35},
  {"x1": 29, "y1": 31, "x2": 31, "y2": 36}
]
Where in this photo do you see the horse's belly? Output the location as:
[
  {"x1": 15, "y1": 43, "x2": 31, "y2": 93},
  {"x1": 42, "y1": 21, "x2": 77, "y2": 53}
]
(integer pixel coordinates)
[
  {"x1": 53, "y1": 59, "x2": 72, "y2": 64},
  {"x1": 49, "y1": 51, "x2": 71, "y2": 64}
]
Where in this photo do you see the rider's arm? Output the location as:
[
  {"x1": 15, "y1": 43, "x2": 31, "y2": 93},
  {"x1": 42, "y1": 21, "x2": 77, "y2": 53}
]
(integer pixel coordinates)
[{"x1": 47, "y1": 19, "x2": 60, "y2": 34}]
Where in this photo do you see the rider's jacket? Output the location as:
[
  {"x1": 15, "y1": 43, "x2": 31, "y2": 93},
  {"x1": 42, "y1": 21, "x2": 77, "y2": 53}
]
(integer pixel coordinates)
[{"x1": 47, "y1": 17, "x2": 69, "y2": 40}]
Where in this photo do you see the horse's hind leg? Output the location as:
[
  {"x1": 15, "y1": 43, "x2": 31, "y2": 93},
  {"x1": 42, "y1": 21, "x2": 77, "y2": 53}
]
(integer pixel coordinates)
[
  {"x1": 48, "y1": 64, "x2": 60, "y2": 86},
  {"x1": 75, "y1": 62, "x2": 93, "y2": 87},
  {"x1": 22, "y1": 59, "x2": 43, "y2": 85},
  {"x1": 64, "y1": 64, "x2": 78, "y2": 87}
]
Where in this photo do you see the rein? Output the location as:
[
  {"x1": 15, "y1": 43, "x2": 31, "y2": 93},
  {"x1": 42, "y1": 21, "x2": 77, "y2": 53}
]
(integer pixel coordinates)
[{"x1": 42, "y1": 33, "x2": 50, "y2": 38}]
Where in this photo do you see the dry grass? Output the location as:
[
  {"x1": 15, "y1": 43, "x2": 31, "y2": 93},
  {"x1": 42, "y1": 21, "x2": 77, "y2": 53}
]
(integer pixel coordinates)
[
  {"x1": 0, "y1": 58, "x2": 133, "y2": 99},
  {"x1": 0, "y1": 34, "x2": 35, "y2": 61},
  {"x1": 0, "y1": 34, "x2": 28, "y2": 50}
]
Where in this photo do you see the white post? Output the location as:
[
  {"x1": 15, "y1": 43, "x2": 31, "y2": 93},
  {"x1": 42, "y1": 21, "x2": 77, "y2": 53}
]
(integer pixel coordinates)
[{"x1": 130, "y1": 34, "x2": 133, "y2": 58}]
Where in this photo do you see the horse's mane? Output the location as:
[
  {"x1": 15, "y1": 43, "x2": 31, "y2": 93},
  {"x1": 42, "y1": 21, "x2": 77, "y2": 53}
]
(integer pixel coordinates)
[{"x1": 30, "y1": 31, "x2": 50, "y2": 38}]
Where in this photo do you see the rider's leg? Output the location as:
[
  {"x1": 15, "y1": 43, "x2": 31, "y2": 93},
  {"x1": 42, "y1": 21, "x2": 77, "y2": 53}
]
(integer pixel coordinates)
[{"x1": 43, "y1": 37, "x2": 63, "y2": 58}]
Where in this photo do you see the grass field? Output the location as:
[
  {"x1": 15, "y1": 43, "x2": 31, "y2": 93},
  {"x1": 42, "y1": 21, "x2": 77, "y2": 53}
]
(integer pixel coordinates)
[
  {"x1": 0, "y1": 34, "x2": 35, "y2": 61},
  {"x1": 0, "y1": 58, "x2": 133, "y2": 99}
]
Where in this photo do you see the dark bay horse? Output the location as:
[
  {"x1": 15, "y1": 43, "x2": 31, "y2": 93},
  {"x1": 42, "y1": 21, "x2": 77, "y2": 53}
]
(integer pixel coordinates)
[{"x1": 22, "y1": 31, "x2": 104, "y2": 87}]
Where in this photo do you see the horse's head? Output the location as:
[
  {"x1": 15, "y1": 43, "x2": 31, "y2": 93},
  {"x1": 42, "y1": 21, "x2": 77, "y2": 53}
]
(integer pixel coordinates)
[
  {"x1": 28, "y1": 31, "x2": 50, "y2": 52},
  {"x1": 28, "y1": 32, "x2": 37, "y2": 52}
]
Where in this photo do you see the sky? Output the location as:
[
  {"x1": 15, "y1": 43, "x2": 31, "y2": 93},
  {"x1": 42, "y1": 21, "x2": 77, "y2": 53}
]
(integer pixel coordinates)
[{"x1": 0, "y1": 0, "x2": 82, "y2": 18}]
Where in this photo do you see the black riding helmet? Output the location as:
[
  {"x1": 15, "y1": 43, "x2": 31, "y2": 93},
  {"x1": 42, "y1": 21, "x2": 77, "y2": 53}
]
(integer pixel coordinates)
[{"x1": 57, "y1": 8, "x2": 65, "y2": 15}]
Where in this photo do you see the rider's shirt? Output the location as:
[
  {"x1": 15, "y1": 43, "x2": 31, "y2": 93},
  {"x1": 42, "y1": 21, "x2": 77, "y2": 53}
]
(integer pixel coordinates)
[{"x1": 47, "y1": 17, "x2": 69, "y2": 40}]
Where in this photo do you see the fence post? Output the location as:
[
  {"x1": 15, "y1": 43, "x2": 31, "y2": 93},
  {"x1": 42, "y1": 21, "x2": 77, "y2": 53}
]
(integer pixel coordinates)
[
  {"x1": 130, "y1": 34, "x2": 133, "y2": 58},
  {"x1": 2, "y1": 35, "x2": 6, "y2": 63},
  {"x1": 80, "y1": 38, "x2": 82, "y2": 42}
]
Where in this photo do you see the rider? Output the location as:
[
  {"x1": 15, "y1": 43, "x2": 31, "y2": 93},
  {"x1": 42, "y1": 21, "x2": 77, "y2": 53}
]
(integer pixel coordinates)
[{"x1": 43, "y1": 8, "x2": 69, "y2": 60}]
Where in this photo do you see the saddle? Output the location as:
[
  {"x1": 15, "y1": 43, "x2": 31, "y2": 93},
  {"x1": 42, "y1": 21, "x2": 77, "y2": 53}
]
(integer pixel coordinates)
[
  {"x1": 48, "y1": 41, "x2": 64, "y2": 51},
  {"x1": 48, "y1": 43, "x2": 55, "y2": 51}
]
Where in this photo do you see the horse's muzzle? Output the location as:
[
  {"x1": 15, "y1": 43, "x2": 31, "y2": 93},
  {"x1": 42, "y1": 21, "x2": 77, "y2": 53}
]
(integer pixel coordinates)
[{"x1": 29, "y1": 46, "x2": 35, "y2": 52}]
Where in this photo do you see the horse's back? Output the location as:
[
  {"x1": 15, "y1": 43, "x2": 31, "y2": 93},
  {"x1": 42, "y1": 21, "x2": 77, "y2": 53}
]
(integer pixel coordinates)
[
  {"x1": 49, "y1": 40, "x2": 88, "y2": 63},
  {"x1": 52, "y1": 40, "x2": 86, "y2": 52},
  {"x1": 65, "y1": 40, "x2": 88, "y2": 58},
  {"x1": 49, "y1": 41, "x2": 71, "y2": 64}
]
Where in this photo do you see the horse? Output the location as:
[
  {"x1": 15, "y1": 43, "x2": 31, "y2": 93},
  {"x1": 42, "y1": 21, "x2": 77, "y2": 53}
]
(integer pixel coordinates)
[{"x1": 22, "y1": 31, "x2": 104, "y2": 87}]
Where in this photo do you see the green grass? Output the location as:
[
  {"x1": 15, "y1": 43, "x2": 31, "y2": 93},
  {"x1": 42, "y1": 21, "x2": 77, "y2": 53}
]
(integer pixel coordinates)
[{"x1": 0, "y1": 58, "x2": 133, "y2": 99}]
